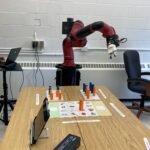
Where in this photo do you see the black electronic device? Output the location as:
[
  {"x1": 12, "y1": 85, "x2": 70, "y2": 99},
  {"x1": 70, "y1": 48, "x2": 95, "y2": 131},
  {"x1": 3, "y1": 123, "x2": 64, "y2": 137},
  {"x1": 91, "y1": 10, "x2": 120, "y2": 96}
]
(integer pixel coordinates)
[
  {"x1": 0, "y1": 47, "x2": 21, "y2": 68},
  {"x1": 56, "y1": 67, "x2": 81, "y2": 86},
  {"x1": 62, "y1": 18, "x2": 74, "y2": 35},
  {"x1": 30, "y1": 97, "x2": 50, "y2": 144},
  {"x1": 53, "y1": 134, "x2": 80, "y2": 150}
]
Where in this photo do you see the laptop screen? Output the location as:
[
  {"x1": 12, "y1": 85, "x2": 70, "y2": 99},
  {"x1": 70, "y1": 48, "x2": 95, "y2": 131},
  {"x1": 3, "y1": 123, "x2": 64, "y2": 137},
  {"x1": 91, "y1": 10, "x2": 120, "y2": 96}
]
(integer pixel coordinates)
[{"x1": 5, "y1": 47, "x2": 21, "y2": 65}]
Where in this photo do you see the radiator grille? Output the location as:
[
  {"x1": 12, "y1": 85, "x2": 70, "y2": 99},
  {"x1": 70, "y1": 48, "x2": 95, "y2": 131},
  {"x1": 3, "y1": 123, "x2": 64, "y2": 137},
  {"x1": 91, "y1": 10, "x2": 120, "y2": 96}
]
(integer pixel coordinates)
[
  {"x1": 20, "y1": 62, "x2": 58, "y2": 68},
  {"x1": 147, "y1": 64, "x2": 150, "y2": 68},
  {"x1": 17, "y1": 62, "x2": 149, "y2": 70}
]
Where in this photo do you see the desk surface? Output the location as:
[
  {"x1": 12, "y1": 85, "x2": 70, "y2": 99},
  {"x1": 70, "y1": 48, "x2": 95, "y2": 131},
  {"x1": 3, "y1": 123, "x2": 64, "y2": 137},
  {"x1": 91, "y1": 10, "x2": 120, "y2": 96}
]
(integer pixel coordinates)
[{"x1": 1, "y1": 86, "x2": 150, "y2": 150}]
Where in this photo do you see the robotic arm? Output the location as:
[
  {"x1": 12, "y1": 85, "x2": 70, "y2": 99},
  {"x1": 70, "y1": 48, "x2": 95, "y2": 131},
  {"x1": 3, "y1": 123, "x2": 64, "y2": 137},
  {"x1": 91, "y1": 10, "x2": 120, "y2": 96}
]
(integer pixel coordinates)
[{"x1": 62, "y1": 18, "x2": 124, "y2": 67}]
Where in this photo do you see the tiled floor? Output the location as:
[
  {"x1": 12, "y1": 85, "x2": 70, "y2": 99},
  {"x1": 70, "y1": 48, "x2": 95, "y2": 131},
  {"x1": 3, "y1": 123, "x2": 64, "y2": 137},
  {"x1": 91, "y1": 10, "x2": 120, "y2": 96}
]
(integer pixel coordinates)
[
  {"x1": 138, "y1": 112, "x2": 150, "y2": 129},
  {"x1": 0, "y1": 122, "x2": 6, "y2": 143}
]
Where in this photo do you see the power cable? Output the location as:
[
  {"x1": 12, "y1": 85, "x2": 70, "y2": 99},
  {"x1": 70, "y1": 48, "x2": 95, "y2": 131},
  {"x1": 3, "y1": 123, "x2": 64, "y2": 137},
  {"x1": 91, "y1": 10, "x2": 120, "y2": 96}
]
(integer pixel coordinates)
[
  {"x1": 19, "y1": 70, "x2": 24, "y2": 92},
  {"x1": 34, "y1": 48, "x2": 44, "y2": 86},
  {"x1": 9, "y1": 72, "x2": 13, "y2": 101}
]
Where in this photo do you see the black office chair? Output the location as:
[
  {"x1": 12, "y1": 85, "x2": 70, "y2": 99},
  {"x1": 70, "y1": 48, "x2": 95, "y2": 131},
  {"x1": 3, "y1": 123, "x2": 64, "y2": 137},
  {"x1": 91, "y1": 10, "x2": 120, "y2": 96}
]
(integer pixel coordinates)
[{"x1": 123, "y1": 50, "x2": 150, "y2": 118}]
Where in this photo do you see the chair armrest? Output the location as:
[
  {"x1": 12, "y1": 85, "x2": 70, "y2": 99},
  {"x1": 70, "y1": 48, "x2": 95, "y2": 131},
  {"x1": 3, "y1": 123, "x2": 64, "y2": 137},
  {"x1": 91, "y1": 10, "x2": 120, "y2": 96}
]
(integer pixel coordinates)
[
  {"x1": 141, "y1": 72, "x2": 150, "y2": 76},
  {"x1": 128, "y1": 78, "x2": 150, "y2": 96}
]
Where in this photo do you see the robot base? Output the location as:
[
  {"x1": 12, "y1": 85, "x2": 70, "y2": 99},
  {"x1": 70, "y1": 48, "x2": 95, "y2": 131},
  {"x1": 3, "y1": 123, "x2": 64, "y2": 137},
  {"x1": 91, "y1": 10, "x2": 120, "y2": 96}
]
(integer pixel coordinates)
[{"x1": 56, "y1": 64, "x2": 81, "y2": 86}]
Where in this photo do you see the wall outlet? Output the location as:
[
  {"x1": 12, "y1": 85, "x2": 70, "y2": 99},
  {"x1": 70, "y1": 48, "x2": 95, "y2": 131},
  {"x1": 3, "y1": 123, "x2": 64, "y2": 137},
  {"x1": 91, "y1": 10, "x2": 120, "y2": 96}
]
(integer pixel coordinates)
[{"x1": 32, "y1": 40, "x2": 44, "y2": 50}]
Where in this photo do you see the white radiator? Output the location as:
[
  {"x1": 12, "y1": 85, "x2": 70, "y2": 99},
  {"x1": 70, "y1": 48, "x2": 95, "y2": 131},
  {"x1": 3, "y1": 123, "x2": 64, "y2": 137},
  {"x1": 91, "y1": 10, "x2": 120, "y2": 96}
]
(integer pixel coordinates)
[{"x1": 1, "y1": 61, "x2": 150, "y2": 100}]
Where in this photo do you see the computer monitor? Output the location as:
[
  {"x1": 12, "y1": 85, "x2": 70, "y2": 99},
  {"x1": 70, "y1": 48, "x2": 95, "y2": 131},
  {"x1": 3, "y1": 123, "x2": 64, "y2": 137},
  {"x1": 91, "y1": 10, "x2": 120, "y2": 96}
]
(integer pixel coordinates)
[
  {"x1": 5, "y1": 47, "x2": 21, "y2": 65},
  {"x1": 30, "y1": 97, "x2": 50, "y2": 144},
  {"x1": 0, "y1": 47, "x2": 21, "y2": 68}
]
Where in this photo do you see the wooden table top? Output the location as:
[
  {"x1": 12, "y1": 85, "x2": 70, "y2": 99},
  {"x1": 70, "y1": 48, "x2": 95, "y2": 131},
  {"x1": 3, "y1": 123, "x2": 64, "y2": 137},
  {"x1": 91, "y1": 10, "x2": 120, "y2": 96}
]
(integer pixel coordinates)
[{"x1": 1, "y1": 86, "x2": 150, "y2": 150}]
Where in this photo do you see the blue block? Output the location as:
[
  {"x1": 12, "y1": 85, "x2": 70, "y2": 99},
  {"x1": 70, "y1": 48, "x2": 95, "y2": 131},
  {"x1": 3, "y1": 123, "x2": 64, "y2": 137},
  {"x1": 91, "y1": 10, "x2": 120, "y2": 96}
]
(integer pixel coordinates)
[
  {"x1": 89, "y1": 82, "x2": 93, "y2": 92},
  {"x1": 91, "y1": 84, "x2": 95, "y2": 93},
  {"x1": 48, "y1": 86, "x2": 51, "y2": 91},
  {"x1": 56, "y1": 86, "x2": 60, "y2": 90},
  {"x1": 83, "y1": 83, "x2": 86, "y2": 92}
]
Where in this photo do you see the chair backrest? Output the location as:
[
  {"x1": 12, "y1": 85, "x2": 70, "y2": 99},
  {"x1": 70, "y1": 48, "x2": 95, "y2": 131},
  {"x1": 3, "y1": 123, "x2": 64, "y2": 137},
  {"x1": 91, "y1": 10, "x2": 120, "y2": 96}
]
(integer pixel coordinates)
[{"x1": 123, "y1": 50, "x2": 141, "y2": 79}]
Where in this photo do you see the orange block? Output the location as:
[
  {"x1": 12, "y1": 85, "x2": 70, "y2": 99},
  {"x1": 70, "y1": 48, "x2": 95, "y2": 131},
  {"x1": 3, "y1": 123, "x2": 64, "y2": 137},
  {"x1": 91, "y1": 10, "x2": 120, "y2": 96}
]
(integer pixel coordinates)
[
  {"x1": 56, "y1": 90, "x2": 60, "y2": 97},
  {"x1": 86, "y1": 86, "x2": 88, "y2": 93},
  {"x1": 49, "y1": 90, "x2": 51, "y2": 95},
  {"x1": 58, "y1": 92, "x2": 62, "y2": 100},
  {"x1": 93, "y1": 86, "x2": 96, "y2": 96},
  {"x1": 50, "y1": 91, "x2": 53, "y2": 100},
  {"x1": 86, "y1": 86, "x2": 90, "y2": 99},
  {"x1": 79, "y1": 99, "x2": 84, "y2": 111}
]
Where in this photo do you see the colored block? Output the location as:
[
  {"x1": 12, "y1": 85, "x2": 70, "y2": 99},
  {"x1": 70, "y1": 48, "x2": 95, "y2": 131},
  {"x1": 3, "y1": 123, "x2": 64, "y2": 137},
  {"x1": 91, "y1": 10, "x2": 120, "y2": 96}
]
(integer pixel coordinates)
[
  {"x1": 50, "y1": 91, "x2": 53, "y2": 100},
  {"x1": 79, "y1": 99, "x2": 84, "y2": 111},
  {"x1": 93, "y1": 86, "x2": 96, "y2": 96},
  {"x1": 83, "y1": 83, "x2": 86, "y2": 92},
  {"x1": 59, "y1": 92, "x2": 62, "y2": 100},
  {"x1": 89, "y1": 82, "x2": 93, "y2": 92},
  {"x1": 56, "y1": 86, "x2": 60, "y2": 90}
]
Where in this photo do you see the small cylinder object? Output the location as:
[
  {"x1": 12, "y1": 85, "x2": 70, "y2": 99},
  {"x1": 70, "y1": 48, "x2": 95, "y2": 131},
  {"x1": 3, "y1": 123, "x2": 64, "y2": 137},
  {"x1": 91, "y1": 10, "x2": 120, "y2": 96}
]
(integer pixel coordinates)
[
  {"x1": 91, "y1": 83, "x2": 94, "y2": 93},
  {"x1": 59, "y1": 92, "x2": 62, "y2": 100},
  {"x1": 79, "y1": 99, "x2": 84, "y2": 111},
  {"x1": 89, "y1": 82, "x2": 92, "y2": 93},
  {"x1": 56, "y1": 86, "x2": 60, "y2": 90},
  {"x1": 85, "y1": 86, "x2": 88, "y2": 95},
  {"x1": 86, "y1": 86, "x2": 90, "y2": 99},
  {"x1": 93, "y1": 86, "x2": 96, "y2": 96},
  {"x1": 50, "y1": 91, "x2": 53, "y2": 100},
  {"x1": 49, "y1": 89, "x2": 51, "y2": 96},
  {"x1": 49, "y1": 86, "x2": 51, "y2": 91},
  {"x1": 83, "y1": 83, "x2": 86, "y2": 92},
  {"x1": 56, "y1": 90, "x2": 60, "y2": 97}
]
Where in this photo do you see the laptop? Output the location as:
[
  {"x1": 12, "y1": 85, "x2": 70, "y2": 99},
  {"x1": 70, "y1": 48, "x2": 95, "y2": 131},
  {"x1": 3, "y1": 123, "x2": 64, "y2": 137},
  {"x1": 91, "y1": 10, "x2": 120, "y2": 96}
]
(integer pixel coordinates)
[{"x1": 0, "y1": 47, "x2": 21, "y2": 68}]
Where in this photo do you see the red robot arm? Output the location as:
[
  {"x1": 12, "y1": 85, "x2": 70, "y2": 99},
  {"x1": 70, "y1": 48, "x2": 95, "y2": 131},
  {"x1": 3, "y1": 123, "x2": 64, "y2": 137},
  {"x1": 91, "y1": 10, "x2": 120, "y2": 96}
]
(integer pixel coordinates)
[{"x1": 63, "y1": 20, "x2": 120, "y2": 67}]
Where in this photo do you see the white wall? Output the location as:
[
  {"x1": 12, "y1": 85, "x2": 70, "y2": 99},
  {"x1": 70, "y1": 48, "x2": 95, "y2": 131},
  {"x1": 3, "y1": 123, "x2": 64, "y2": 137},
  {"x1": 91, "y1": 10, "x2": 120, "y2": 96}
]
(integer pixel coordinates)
[
  {"x1": 0, "y1": 0, "x2": 150, "y2": 51},
  {"x1": 0, "y1": 0, "x2": 150, "y2": 99}
]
